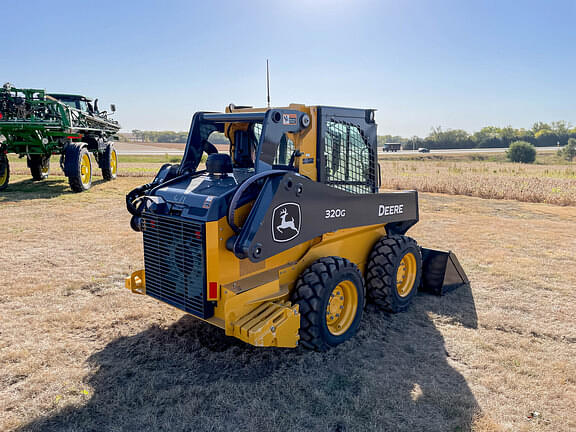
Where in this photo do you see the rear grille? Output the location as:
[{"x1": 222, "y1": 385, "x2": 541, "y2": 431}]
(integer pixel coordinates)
[{"x1": 141, "y1": 213, "x2": 213, "y2": 318}]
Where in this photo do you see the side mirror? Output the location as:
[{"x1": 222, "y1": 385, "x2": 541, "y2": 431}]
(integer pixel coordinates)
[{"x1": 110, "y1": 104, "x2": 116, "y2": 112}]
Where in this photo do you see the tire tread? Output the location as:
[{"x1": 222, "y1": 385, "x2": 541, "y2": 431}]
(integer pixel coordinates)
[
  {"x1": 292, "y1": 256, "x2": 364, "y2": 351},
  {"x1": 366, "y1": 235, "x2": 421, "y2": 313}
]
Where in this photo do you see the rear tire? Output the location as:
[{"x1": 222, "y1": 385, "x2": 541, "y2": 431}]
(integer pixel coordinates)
[
  {"x1": 291, "y1": 257, "x2": 364, "y2": 351},
  {"x1": 28, "y1": 154, "x2": 51, "y2": 181},
  {"x1": 65, "y1": 144, "x2": 92, "y2": 192},
  {"x1": 366, "y1": 235, "x2": 422, "y2": 313},
  {"x1": 0, "y1": 153, "x2": 9, "y2": 191},
  {"x1": 100, "y1": 142, "x2": 117, "y2": 181}
]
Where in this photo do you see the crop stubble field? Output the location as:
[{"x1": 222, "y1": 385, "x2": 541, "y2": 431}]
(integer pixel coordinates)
[
  {"x1": 0, "y1": 155, "x2": 574, "y2": 431},
  {"x1": 379, "y1": 154, "x2": 576, "y2": 206}
]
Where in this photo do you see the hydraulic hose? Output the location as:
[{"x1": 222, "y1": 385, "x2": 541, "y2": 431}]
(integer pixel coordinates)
[
  {"x1": 126, "y1": 183, "x2": 154, "y2": 217},
  {"x1": 125, "y1": 168, "x2": 204, "y2": 217}
]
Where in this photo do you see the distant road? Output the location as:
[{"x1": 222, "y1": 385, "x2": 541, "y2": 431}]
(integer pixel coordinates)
[
  {"x1": 115, "y1": 141, "x2": 185, "y2": 155},
  {"x1": 114, "y1": 141, "x2": 562, "y2": 156},
  {"x1": 118, "y1": 150, "x2": 185, "y2": 155},
  {"x1": 380, "y1": 146, "x2": 560, "y2": 155},
  {"x1": 115, "y1": 141, "x2": 230, "y2": 155}
]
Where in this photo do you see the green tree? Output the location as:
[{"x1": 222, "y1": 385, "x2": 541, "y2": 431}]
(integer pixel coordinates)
[
  {"x1": 131, "y1": 129, "x2": 143, "y2": 142},
  {"x1": 550, "y1": 120, "x2": 571, "y2": 135},
  {"x1": 534, "y1": 129, "x2": 559, "y2": 147},
  {"x1": 558, "y1": 138, "x2": 576, "y2": 161},
  {"x1": 507, "y1": 141, "x2": 536, "y2": 163},
  {"x1": 532, "y1": 121, "x2": 551, "y2": 134},
  {"x1": 427, "y1": 127, "x2": 474, "y2": 149}
]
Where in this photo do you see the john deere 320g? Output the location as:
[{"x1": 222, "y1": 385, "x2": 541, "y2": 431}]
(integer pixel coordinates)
[{"x1": 126, "y1": 104, "x2": 468, "y2": 350}]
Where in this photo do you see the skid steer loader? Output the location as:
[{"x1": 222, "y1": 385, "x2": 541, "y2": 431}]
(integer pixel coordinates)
[{"x1": 126, "y1": 104, "x2": 468, "y2": 350}]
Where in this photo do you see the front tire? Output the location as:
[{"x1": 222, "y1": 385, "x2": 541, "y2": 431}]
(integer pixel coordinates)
[
  {"x1": 65, "y1": 144, "x2": 92, "y2": 192},
  {"x1": 28, "y1": 154, "x2": 51, "y2": 181},
  {"x1": 366, "y1": 235, "x2": 422, "y2": 313},
  {"x1": 100, "y1": 142, "x2": 117, "y2": 181},
  {"x1": 0, "y1": 153, "x2": 9, "y2": 191},
  {"x1": 291, "y1": 257, "x2": 365, "y2": 351}
]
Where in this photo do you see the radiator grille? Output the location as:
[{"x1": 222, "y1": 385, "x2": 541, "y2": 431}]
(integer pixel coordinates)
[{"x1": 141, "y1": 213, "x2": 213, "y2": 318}]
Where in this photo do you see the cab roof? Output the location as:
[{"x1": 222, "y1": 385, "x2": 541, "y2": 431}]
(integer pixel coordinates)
[{"x1": 48, "y1": 93, "x2": 92, "y2": 102}]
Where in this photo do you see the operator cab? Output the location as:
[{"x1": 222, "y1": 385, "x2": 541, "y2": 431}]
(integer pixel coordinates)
[
  {"x1": 48, "y1": 94, "x2": 92, "y2": 113},
  {"x1": 129, "y1": 104, "x2": 379, "y2": 229},
  {"x1": 177, "y1": 104, "x2": 377, "y2": 194},
  {"x1": 202, "y1": 117, "x2": 297, "y2": 184}
]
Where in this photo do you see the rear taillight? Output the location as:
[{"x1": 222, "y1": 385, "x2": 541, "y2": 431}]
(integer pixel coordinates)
[
  {"x1": 208, "y1": 282, "x2": 219, "y2": 300},
  {"x1": 0, "y1": 113, "x2": 3, "y2": 120}
]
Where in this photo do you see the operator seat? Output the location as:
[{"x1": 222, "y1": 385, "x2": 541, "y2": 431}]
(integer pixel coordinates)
[{"x1": 233, "y1": 130, "x2": 254, "y2": 168}]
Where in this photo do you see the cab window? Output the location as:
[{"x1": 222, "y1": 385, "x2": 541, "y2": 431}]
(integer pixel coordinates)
[{"x1": 324, "y1": 121, "x2": 373, "y2": 194}]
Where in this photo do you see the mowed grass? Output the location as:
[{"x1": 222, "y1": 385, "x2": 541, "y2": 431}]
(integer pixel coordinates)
[
  {"x1": 379, "y1": 153, "x2": 576, "y2": 206},
  {"x1": 5, "y1": 154, "x2": 183, "y2": 182},
  {"x1": 0, "y1": 167, "x2": 575, "y2": 432}
]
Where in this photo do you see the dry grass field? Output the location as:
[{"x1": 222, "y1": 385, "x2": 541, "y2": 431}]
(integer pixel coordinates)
[
  {"x1": 0, "y1": 156, "x2": 575, "y2": 431},
  {"x1": 379, "y1": 154, "x2": 576, "y2": 206}
]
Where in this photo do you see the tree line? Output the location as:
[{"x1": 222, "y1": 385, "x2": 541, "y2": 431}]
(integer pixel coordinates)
[
  {"x1": 123, "y1": 130, "x2": 188, "y2": 143},
  {"x1": 122, "y1": 130, "x2": 229, "y2": 144},
  {"x1": 380, "y1": 121, "x2": 575, "y2": 150}
]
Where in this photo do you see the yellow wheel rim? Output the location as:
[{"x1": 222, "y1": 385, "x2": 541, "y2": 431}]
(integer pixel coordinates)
[
  {"x1": 326, "y1": 280, "x2": 358, "y2": 336},
  {"x1": 396, "y1": 252, "x2": 417, "y2": 297},
  {"x1": 42, "y1": 161, "x2": 49, "y2": 175},
  {"x1": 80, "y1": 153, "x2": 91, "y2": 185},
  {"x1": 0, "y1": 161, "x2": 7, "y2": 186},
  {"x1": 111, "y1": 149, "x2": 117, "y2": 175}
]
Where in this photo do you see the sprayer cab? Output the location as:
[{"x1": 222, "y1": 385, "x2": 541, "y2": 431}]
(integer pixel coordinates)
[{"x1": 125, "y1": 104, "x2": 468, "y2": 350}]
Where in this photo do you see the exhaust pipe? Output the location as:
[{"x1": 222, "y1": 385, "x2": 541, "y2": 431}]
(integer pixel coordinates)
[{"x1": 420, "y1": 248, "x2": 469, "y2": 295}]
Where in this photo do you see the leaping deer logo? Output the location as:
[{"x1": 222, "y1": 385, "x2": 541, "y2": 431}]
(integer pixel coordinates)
[
  {"x1": 272, "y1": 203, "x2": 301, "y2": 242},
  {"x1": 277, "y1": 208, "x2": 297, "y2": 234}
]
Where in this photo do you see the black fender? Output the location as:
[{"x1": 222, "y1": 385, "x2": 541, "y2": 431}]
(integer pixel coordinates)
[{"x1": 232, "y1": 173, "x2": 419, "y2": 262}]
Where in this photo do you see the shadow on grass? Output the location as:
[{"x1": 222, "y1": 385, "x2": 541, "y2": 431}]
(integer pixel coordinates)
[
  {"x1": 19, "y1": 285, "x2": 478, "y2": 432},
  {"x1": 0, "y1": 178, "x2": 107, "y2": 202}
]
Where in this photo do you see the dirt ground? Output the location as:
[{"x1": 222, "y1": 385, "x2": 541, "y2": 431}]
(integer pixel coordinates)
[
  {"x1": 115, "y1": 141, "x2": 186, "y2": 152},
  {"x1": 114, "y1": 141, "x2": 227, "y2": 153},
  {"x1": 0, "y1": 172, "x2": 575, "y2": 432}
]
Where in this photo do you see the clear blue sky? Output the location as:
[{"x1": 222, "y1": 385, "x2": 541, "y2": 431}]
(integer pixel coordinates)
[{"x1": 3, "y1": 0, "x2": 575, "y2": 137}]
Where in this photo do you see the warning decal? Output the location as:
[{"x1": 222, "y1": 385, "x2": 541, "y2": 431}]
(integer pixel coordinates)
[{"x1": 282, "y1": 113, "x2": 297, "y2": 125}]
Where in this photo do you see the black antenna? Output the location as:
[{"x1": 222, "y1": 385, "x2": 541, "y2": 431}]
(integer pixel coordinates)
[{"x1": 266, "y1": 59, "x2": 271, "y2": 108}]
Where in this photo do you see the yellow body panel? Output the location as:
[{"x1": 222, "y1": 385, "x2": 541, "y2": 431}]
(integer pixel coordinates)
[{"x1": 232, "y1": 301, "x2": 299, "y2": 347}]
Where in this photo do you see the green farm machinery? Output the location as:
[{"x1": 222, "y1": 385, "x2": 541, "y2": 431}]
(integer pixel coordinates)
[{"x1": 0, "y1": 83, "x2": 121, "y2": 192}]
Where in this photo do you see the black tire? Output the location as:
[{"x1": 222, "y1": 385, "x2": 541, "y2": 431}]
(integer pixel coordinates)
[
  {"x1": 28, "y1": 154, "x2": 51, "y2": 181},
  {"x1": 366, "y1": 235, "x2": 422, "y2": 313},
  {"x1": 100, "y1": 142, "x2": 118, "y2": 181},
  {"x1": 0, "y1": 153, "x2": 9, "y2": 191},
  {"x1": 65, "y1": 144, "x2": 92, "y2": 192},
  {"x1": 291, "y1": 257, "x2": 365, "y2": 351}
]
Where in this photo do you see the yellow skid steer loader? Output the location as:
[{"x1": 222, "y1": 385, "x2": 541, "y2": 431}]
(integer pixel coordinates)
[{"x1": 126, "y1": 104, "x2": 468, "y2": 350}]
